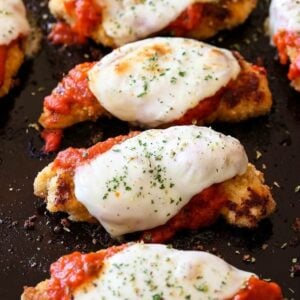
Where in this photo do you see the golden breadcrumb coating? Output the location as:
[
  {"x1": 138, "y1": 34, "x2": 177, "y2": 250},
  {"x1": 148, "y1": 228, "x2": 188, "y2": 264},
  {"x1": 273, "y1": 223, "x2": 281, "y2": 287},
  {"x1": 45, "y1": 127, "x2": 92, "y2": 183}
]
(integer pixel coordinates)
[
  {"x1": 220, "y1": 164, "x2": 276, "y2": 227},
  {"x1": 0, "y1": 42, "x2": 25, "y2": 98},
  {"x1": 34, "y1": 161, "x2": 275, "y2": 228},
  {"x1": 22, "y1": 281, "x2": 48, "y2": 300},
  {"x1": 203, "y1": 53, "x2": 272, "y2": 124},
  {"x1": 38, "y1": 53, "x2": 272, "y2": 130}
]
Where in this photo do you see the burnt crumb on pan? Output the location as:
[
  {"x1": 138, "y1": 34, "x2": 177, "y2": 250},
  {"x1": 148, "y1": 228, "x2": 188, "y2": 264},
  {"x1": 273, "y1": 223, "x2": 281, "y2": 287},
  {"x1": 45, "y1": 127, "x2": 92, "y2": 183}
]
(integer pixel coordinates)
[
  {"x1": 255, "y1": 57, "x2": 264, "y2": 66},
  {"x1": 61, "y1": 218, "x2": 71, "y2": 232},
  {"x1": 280, "y1": 242, "x2": 288, "y2": 249},
  {"x1": 36, "y1": 235, "x2": 43, "y2": 242},
  {"x1": 11, "y1": 221, "x2": 19, "y2": 227},
  {"x1": 192, "y1": 242, "x2": 204, "y2": 251},
  {"x1": 60, "y1": 217, "x2": 70, "y2": 228},
  {"x1": 289, "y1": 236, "x2": 300, "y2": 247},
  {"x1": 7, "y1": 220, "x2": 19, "y2": 228},
  {"x1": 243, "y1": 254, "x2": 256, "y2": 263},
  {"x1": 24, "y1": 215, "x2": 37, "y2": 230},
  {"x1": 291, "y1": 264, "x2": 300, "y2": 277},
  {"x1": 273, "y1": 181, "x2": 281, "y2": 188},
  {"x1": 53, "y1": 225, "x2": 62, "y2": 234},
  {"x1": 255, "y1": 150, "x2": 262, "y2": 160},
  {"x1": 292, "y1": 217, "x2": 300, "y2": 233}
]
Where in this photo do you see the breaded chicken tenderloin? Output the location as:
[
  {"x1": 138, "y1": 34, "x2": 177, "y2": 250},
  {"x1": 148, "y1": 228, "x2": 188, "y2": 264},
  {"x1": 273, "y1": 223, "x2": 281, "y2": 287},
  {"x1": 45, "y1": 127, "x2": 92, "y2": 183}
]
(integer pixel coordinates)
[
  {"x1": 34, "y1": 126, "x2": 276, "y2": 242},
  {"x1": 38, "y1": 38, "x2": 271, "y2": 152}
]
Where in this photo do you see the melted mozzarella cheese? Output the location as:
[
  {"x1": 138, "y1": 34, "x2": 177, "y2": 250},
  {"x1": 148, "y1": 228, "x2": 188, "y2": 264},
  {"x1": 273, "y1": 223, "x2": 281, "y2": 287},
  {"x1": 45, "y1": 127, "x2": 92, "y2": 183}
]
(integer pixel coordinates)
[
  {"x1": 99, "y1": 0, "x2": 218, "y2": 46},
  {"x1": 74, "y1": 244, "x2": 253, "y2": 300},
  {"x1": 88, "y1": 38, "x2": 240, "y2": 127},
  {"x1": 269, "y1": 0, "x2": 300, "y2": 38},
  {"x1": 74, "y1": 126, "x2": 248, "y2": 237},
  {"x1": 0, "y1": 0, "x2": 30, "y2": 45}
]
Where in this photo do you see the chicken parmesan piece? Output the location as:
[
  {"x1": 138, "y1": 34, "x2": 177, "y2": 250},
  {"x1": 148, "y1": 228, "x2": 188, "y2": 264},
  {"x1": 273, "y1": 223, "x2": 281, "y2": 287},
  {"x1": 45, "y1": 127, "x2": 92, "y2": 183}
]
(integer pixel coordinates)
[
  {"x1": 39, "y1": 38, "x2": 271, "y2": 152},
  {"x1": 269, "y1": 0, "x2": 300, "y2": 91},
  {"x1": 34, "y1": 126, "x2": 276, "y2": 241},
  {"x1": 48, "y1": 0, "x2": 257, "y2": 47},
  {"x1": 22, "y1": 243, "x2": 283, "y2": 300},
  {"x1": 0, "y1": 0, "x2": 30, "y2": 98}
]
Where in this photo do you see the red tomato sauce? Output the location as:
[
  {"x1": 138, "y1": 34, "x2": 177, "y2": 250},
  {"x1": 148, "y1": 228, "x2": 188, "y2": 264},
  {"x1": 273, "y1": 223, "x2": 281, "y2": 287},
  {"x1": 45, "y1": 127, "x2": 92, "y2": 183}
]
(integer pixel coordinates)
[
  {"x1": 49, "y1": 0, "x2": 102, "y2": 45},
  {"x1": 231, "y1": 276, "x2": 283, "y2": 300},
  {"x1": 41, "y1": 129, "x2": 64, "y2": 153},
  {"x1": 53, "y1": 132, "x2": 139, "y2": 169},
  {"x1": 173, "y1": 88, "x2": 223, "y2": 125},
  {"x1": 44, "y1": 62, "x2": 96, "y2": 115},
  {"x1": 142, "y1": 184, "x2": 226, "y2": 243},
  {"x1": 46, "y1": 244, "x2": 127, "y2": 300},
  {"x1": 168, "y1": 3, "x2": 204, "y2": 36},
  {"x1": 273, "y1": 30, "x2": 300, "y2": 81},
  {"x1": 0, "y1": 45, "x2": 8, "y2": 88},
  {"x1": 49, "y1": 22, "x2": 87, "y2": 45}
]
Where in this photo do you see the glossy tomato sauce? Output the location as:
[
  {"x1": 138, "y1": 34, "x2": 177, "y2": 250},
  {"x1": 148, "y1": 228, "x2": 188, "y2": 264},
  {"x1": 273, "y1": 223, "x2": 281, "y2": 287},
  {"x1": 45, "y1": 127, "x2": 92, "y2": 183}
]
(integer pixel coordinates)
[
  {"x1": 231, "y1": 276, "x2": 283, "y2": 300},
  {"x1": 53, "y1": 132, "x2": 139, "y2": 169},
  {"x1": 0, "y1": 45, "x2": 8, "y2": 88},
  {"x1": 41, "y1": 129, "x2": 63, "y2": 153},
  {"x1": 49, "y1": 0, "x2": 102, "y2": 45},
  {"x1": 41, "y1": 62, "x2": 99, "y2": 152},
  {"x1": 142, "y1": 184, "x2": 226, "y2": 243},
  {"x1": 173, "y1": 88, "x2": 223, "y2": 125},
  {"x1": 273, "y1": 30, "x2": 300, "y2": 81},
  {"x1": 44, "y1": 246, "x2": 282, "y2": 300},
  {"x1": 46, "y1": 245, "x2": 127, "y2": 300},
  {"x1": 44, "y1": 62, "x2": 96, "y2": 115},
  {"x1": 168, "y1": 3, "x2": 204, "y2": 36}
]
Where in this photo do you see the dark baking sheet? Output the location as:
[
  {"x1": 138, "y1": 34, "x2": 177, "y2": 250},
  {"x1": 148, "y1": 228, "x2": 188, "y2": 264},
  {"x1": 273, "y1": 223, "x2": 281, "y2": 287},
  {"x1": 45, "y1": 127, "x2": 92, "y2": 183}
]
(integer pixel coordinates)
[{"x1": 0, "y1": 0, "x2": 300, "y2": 299}]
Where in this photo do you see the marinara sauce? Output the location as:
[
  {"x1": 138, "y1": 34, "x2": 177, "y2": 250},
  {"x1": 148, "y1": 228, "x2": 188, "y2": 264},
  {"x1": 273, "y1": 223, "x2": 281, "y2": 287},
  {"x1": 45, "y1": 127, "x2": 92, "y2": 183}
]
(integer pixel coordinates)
[
  {"x1": 44, "y1": 62, "x2": 97, "y2": 116},
  {"x1": 142, "y1": 184, "x2": 226, "y2": 243},
  {"x1": 168, "y1": 3, "x2": 204, "y2": 36},
  {"x1": 41, "y1": 129, "x2": 64, "y2": 153},
  {"x1": 273, "y1": 30, "x2": 300, "y2": 81},
  {"x1": 53, "y1": 132, "x2": 139, "y2": 169},
  {"x1": 49, "y1": 0, "x2": 102, "y2": 45},
  {"x1": 231, "y1": 276, "x2": 283, "y2": 300},
  {"x1": 46, "y1": 245, "x2": 127, "y2": 300}
]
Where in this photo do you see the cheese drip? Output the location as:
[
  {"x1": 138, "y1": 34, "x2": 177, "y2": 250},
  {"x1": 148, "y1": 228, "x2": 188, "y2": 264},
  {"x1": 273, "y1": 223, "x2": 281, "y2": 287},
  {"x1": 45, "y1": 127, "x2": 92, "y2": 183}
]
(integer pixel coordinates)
[
  {"x1": 88, "y1": 37, "x2": 240, "y2": 127},
  {"x1": 0, "y1": 0, "x2": 30, "y2": 45},
  {"x1": 74, "y1": 243, "x2": 253, "y2": 300},
  {"x1": 74, "y1": 126, "x2": 248, "y2": 237}
]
